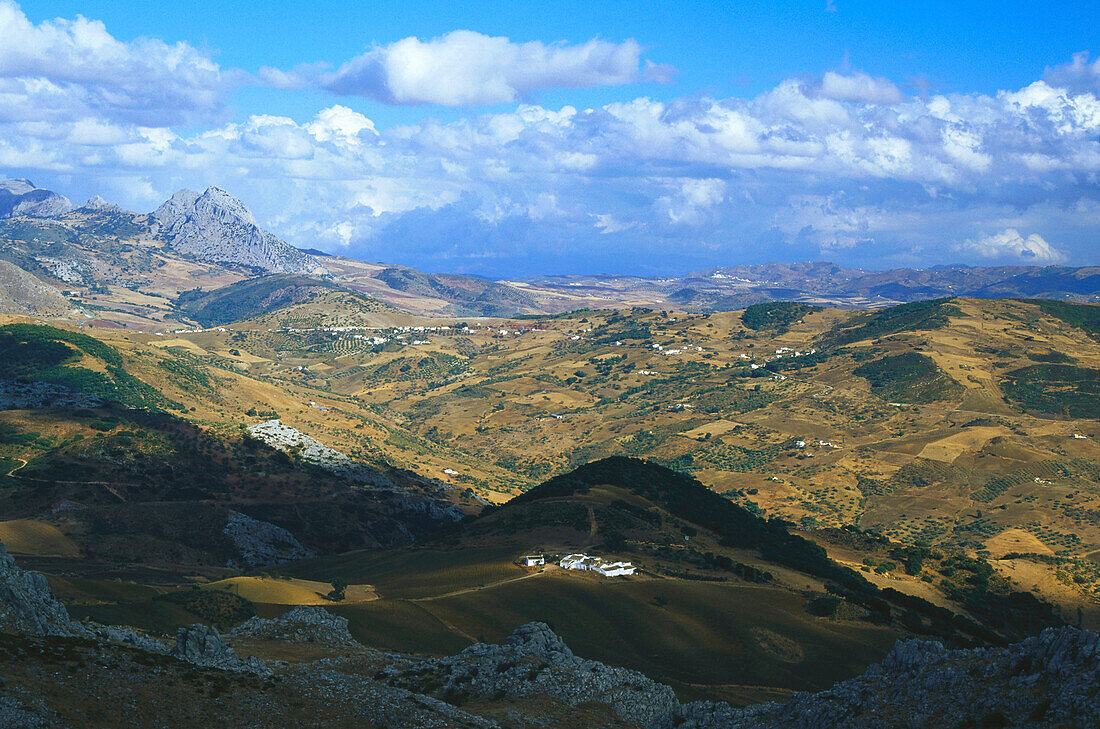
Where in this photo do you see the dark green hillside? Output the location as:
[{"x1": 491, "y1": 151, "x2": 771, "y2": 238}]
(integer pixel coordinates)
[
  {"x1": 1018, "y1": 298, "x2": 1100, "y2": 339},
  {"x1": 174, "y1": 275, "x2": 351, "y2": 326},
  {"x1": 0, "y1": 323, "x2": 173, "y2": 410},
  {"x1": 741, "y1": 301, "x2": 823, "y2": 332},
  {"x1": 514, "y1": 457, "x2": 865, "y2": 589},
  {"x1": 853, "y1": 352, "x2": 964, "y2": 404},
  {"x1": 818, "y1": 298, "x2": 963, "y2": 347},
  {"x1": 1001, "y1": 364, "x2": 1100, "y2": 419}
]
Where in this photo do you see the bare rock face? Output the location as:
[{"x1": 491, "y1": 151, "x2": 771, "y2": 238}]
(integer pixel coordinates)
[
  {"x1": 383, "y1": 621, "x2": 680, "y2": 728},
  {"x1": 151, "y1": 187, "x2": 328, "y2": 276},
  {"x1": 82, "y1": 195, "x2": 120, "y2": 212},
  {"x1": 0, "y1": 541, "x2": 83, "y2": 637},
  {"x1": 246, "y1": 420, "x2": 395, "y2": 488},
  {"x1": 170, "y1": 624, "x2": 272, "y2": 676},
  {"x1": 0, "y1": 179, "x2": 73, "y2": 219},
  {"x1": 230, "y1": 605, "x2": 359, "y2": 647},
  {"x1": 668, "y1": 626, "x2": 1100, "y2": 729},
  {"x1": 223, "y1": 510, "x2": 313, "y2": 567}
]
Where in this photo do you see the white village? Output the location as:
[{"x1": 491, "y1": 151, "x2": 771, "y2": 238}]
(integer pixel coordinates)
[{"x1": 521, "y1": 553, "x2": 638, "y2": 577}]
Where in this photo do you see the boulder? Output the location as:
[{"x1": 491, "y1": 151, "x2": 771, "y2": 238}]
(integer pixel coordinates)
[
  {"x1": 230, "y1": 605, "x2": 358, "y2": 647},
  {"x1": 170, "y1": 624, "x2": 271, "y2": 676},
  {"x1": 0, "y1": 541, "x2": 83, "y2": 637}
]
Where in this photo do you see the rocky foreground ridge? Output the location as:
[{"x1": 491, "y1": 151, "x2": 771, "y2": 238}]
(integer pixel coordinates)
[{"x1": 0, "y1": 540, "x2": 1096, "y2": 728}]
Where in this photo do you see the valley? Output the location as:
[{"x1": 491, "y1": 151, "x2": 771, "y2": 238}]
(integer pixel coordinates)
[{"x1": 0, "y1": 180, "x2": 1098, "y2": 725}]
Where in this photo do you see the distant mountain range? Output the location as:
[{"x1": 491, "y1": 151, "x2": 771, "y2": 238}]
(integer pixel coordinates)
[
  {"x1": 0, "y1": 179, "x2": 1096, "y2": 329},
  {"x1": 523, "y1": 261, "x2": 1100, "y2": 311}
]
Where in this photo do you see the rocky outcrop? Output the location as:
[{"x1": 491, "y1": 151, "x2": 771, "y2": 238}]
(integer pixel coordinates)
[
  {"x1": 0, "y1": 694, "x2": 57, "y2": 729},
  {"x1": 230, "y1": 605, "x2": 358, "y2": 647},
  {"x1": 0, "y1": 179, "x2": 73, "y2": 219},
  {"x1": 223, "y1": 510, "x2": 313, "y2": 567},
  {"x1": 668, "y1": 626, "x2": 1100, "y2": 729},
  {"x1": 0, "y1": 260, "x2": 75, "y2": 318},
  {"x1": 283, "y1": 663, "x2": 498, "y2": 728},
  {"x1": 90, "y1": 623, "x2": 169, "y2": 652},
  {"x1": 0, "y1": 380, "x2": 103, "y2": 409},
  {"x1": 151, "y1": 187, "x2": 327, "y2": 276},
  {"x1": 169, "y1": 624, "x2": 271, "y2": 676},
  {"x1": 82, "y1": 195, "x2": 120, "y2": 212},
  {"x1": 0, "y1": 541, "x2": 84, "y2": 637},
  {"x1": 383, "y1": 621, "x2": 679, "y2": 728},
  {"x1": 247, "y1": 420, "x2": 395, "y2": 488}
]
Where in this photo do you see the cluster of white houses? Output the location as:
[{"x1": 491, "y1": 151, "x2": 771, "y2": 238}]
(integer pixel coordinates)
[
  {"x1": 559, "y1": 553, "x2": 637, "y2": 577},
  {"x1": 520, "y1": 553, "x2": 637, "y2": 577}
]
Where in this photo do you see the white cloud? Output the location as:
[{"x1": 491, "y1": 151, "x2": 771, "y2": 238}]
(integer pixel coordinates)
[
  {"x1": 305, "y1": 105, "x2": 377, "y2": 144},
  {"x1": 819, "y1": 71, "x2": 902, "y2": 104},
  {"x1": 957, "y1": 229, "x2": 1068, "y2": 263},
  {"x1": 0, "y1": 4, "x2": 1096, "y2": 275},
  {"x1": 0, "y1": 0, "x2": 234, "y2": 125},
  {"x1": 321, "y1": 31, "x2": 653, "y2": 105}
]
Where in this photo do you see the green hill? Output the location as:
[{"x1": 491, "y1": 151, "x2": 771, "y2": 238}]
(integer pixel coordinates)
[{"x1": 0, "y1": 323, "x2": 175, "y2": 410}]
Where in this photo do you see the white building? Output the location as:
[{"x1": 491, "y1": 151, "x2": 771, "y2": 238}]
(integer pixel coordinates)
[
  {"x1": 522, "y1": 555, "x2": 546, "y2": 566},
  {"x1": 595, "y1": 561, "x2": 636, "y2": 577},
  {"x1": 559, "y1": 553, "x2": 636, "y2": 577}
]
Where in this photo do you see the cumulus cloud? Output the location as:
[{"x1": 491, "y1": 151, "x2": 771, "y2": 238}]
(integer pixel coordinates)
[
  {"x1": 956, "y1": 229, "x2": 1068, "y2": 263},
  {"x1": 818, "y1": 71, "x2": 903, "y2": 104},
  {"x1": 0, "y1": 2, "x2": 1096, "y2": 275},
  {"x1": 320, "y1": 31, "x2": 653, "y2": 105},
  {"x1": 1045, "y1": 51, "x2": 1100, "y2": 92},
  {"x1": 0, "y1": 0, "x2": 236, "y2": 125}
]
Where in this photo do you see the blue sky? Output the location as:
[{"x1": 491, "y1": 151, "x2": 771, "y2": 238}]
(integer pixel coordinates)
[{"x1": 2, "y1": 0, "x2": 1099, "y2": 275}]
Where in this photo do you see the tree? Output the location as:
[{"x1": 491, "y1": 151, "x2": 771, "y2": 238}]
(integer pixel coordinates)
[{"x1": 327, "y1": 578, "x2": 347, "y2": 602}]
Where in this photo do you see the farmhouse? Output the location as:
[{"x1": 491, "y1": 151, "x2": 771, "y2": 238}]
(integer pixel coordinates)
[
  {"x1": 522, "y1": 555, "x2": 546, "y2": 566},
  {"x1": 559, "y1": 553, "x2": 636, "y2": 577}
]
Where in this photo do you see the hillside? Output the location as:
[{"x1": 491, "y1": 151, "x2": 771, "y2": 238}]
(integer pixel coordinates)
[
  {"x1": 173, "y1": 275, "x2": 398, "y2": 327},
  {"x1": 0, "y1": 260, "x2": 75, "y2": 317},
  {"x1": 0, "y1": 299, "x2": 1095, "y2": 700},
  {"x1": 269, "y1": 457, "x2": 1062, "y2": 702}
]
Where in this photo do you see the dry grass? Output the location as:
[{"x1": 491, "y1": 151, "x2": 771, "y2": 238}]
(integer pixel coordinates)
[{"x1": 0, "y1": 520, "x2": 80, "y2": 558}]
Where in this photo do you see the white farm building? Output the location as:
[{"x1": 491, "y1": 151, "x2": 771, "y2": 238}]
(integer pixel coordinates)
[
  {"x1": 559, "y1": 553, "x2": 636, "y2": 577},
  {"x1": 522, "y1": 555, "x2": 546, "y2": 566}
]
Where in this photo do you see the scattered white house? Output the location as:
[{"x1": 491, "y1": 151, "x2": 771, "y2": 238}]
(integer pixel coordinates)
[
  {"x1": 595, "y1": 561, "x2": 636, "y2": 577},
  {"x1": 522, "y1": 555, "x2": 546, "y2": 567},
  {"x1": 559, "y1": 553, "x2": 636, "y2": 576}
]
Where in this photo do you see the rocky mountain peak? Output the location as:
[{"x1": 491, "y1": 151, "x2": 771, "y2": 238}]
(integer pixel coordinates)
[
  {"x1": 0, "y1": 179, "x2": 73, "y2": 219},
  {"x1": 0, "y1": 178, "x2": 36, "y2": 195},
  {"x1": 150, "y1": 186, "x2": 328, "y2": 276},
  {"x1": 83, "y1": 195, "x2": 120, "y2": 212}
]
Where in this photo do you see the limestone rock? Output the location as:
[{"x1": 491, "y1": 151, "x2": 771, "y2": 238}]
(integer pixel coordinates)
[
  {"x1": 668, "y1": 626, "x2": 1100, "y2": 729},
  {"x1": 383, "y1": 621, "x2": 679, "y2": 728},
  {"x1": 170, "y1": 624, "x2": 272, "y2": 676},
  {"x1": 247, "y1": 420, "x2": 396, "y2": 488},
  {"x1": 151, "y1": 187, "x2": 328, "y2": 275},
  {"x1": 0, "y1": 380, "x2": 104, "y2": 409},
  {"x1": 90, "y1": 623, "x2": 169, "y2": 652},
  {"x1": 82, "y1": 195, "x2": 120, "y2": 212},
  {"x1": 0, "y1": 179, "x2": 73, "y2": 219},
  {"x1": 0, "y1": 541, "x2": 83, "y2": 637},
  {"x1": 223, "y1": 510, "x2": 313, "y2": 567},
  {"x1": 230, "y1": 605, "x2": 358, "y2": 647}
]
